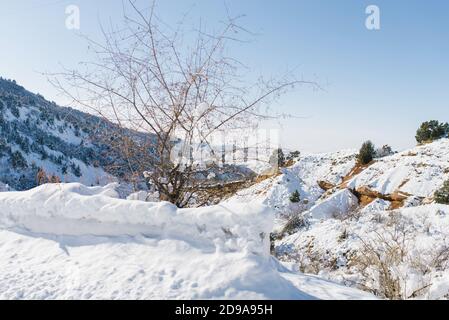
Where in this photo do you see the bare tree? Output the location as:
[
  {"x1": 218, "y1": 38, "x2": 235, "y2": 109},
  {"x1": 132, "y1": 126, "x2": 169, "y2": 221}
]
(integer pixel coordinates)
[{"x1": 49, "y1": 0, "x2": 314, "y2": 207}]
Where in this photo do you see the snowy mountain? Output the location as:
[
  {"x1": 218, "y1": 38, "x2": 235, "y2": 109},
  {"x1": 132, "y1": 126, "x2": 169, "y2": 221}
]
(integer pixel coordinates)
[
  {"x1": 0, "y1": 77, "x2": 152, "y2": 191},
  {"x1": 1, "y1": 98, "x2": 448, "y2": 300},
  {"x1": 227, "y1": 138, "x2": 449, "y2": 299}
]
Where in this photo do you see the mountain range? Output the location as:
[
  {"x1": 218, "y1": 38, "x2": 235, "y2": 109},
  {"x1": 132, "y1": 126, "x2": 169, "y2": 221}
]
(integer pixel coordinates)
[{"x1": 0, "y1": 77, "x2": 151, "y2": 191}]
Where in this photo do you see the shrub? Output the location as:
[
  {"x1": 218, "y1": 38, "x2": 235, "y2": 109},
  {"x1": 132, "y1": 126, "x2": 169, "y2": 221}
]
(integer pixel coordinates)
[
  {"x1": 415, "y1": 120, "x2": 449, "y2": 144},
  {"x1": 357, "y1": 140, "x2": 375, "y2": 165},
  {"x1": 435, "y1": 180, "x2": 449, "y2": 204},
  {"x1": 289, "y1": 190, "x2": 300, "y2": 203},
  {"x1": 282, "y1": 214, "x2": 308, "y2": 235},
  {"x1": 354, "y1": 236, "x2": 404, "y2": 299},
  {"x1": 375, "y1": 145, "x2": 394, "y2": 158}
]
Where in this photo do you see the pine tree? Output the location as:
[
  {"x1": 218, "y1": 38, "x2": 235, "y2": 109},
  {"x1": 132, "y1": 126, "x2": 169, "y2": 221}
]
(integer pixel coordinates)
[
  {"x1": 357, "y1": 141, "x2": 375, "y2": 165},
  {"x1": 289, "y1": 190, "x2": 300, "y2": 203},
  {"x1": 416, "y1": 120, "x2": 449, "y2": 144},
  {"x1": 10, "y1": 151, "x2": 28, "y2": 169}
]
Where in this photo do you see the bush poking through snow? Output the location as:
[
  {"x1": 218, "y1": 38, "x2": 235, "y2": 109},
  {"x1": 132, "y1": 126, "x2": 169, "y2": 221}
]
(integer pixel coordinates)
[
  {"x1": 435, "y1": 180, "x2": 449, "y2": 204},
  {"x1": 357, "y1": 141, "x2": 375, "y2": 165},
  {"x1": 354, "y1": 235, "x2": 404, "y2": 299},
  {"x1": 415, "y1": 120, "x2": 449, "y2": 144},
  {"x1": 289, "y1": 190, "x2": 300, "y2": 203},
  {"x1": 282, "y1": 214, "x2": 308, "y2": 236},
  {"x1": 375, "y1": 145, "x2": 394, "y2": 158}
]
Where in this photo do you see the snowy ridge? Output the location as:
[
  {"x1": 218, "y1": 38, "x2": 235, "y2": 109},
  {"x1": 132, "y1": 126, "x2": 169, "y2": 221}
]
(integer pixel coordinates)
[
  {"x1": 347, "y1": 139, "x2": 449, "y2": 198},
  {"x1": 229, "y1": 139, "x2": 449, "y2": 222},
  {"x1": 307, "y1": 189, "x2": 358, "y2": 221}
]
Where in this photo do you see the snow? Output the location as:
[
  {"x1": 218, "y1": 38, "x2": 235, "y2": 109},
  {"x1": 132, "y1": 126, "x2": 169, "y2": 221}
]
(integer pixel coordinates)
[
  {"x1": 226, "y1": 149, "x2": 357, "y2": 227},
  {"x1": 0, "y1": 182, "x2": 13, "y2": 192},
  {"x1": 3, "y1": 138, "x2": 448, "y2": 300},
  {"x1": 307, "y1": 189, "x2": 358, "y2": 221},
  {"x1": 0, "y1": 183, "x2": 272, "y2": 255},
  {"x1": 290, "y1": 149, "x2": 357, "y2": 186},
  {"x1": 228, "y1": 139, "x2": 449, "y2": 299},
  {"x1": 126, "y1": 190, "x2": 149, "y2": 201},
  {"x1": 347, "y1": 139, "x2": 449, "y2": 198},
  {"x1": 0, "y1": 183, "x2": 372, "y2": 300},
  {"x1": 361, "y1": 198, "x2": 391, "y2": 213},
  {"x1": 276, "y1": 201, "x2": 449, "y2": 299}
]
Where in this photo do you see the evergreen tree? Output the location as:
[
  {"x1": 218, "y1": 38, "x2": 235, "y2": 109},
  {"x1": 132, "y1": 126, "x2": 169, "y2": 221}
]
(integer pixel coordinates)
[
  {"x1": 289, "y1": 190, "x2": 300, "y2": 203},
  {"x1": 357, "y1": 140, "x2": 375, "y2": 165},
  {"x1": 416, "y1": 120, "x2": 449, "y2": 144},
  {"x1": 10, "y1": 151, "x2": 28, "y2": 169}
]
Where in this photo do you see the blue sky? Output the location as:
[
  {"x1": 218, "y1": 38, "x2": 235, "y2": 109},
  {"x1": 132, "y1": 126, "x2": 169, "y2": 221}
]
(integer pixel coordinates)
[{"x1": 1, "y1": 0, "x2": 448, "y2": 153}]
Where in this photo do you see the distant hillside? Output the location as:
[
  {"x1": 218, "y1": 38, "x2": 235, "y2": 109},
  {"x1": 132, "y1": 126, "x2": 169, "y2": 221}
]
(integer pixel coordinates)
[{"x1": 0, "y1": 77, "x2": 152, "y2": 190}]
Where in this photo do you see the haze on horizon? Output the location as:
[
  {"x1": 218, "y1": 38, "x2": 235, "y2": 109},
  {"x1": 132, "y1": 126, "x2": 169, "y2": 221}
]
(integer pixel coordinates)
[{"x1": 1, "y1": 0, "x2": 448, "y2": 154}]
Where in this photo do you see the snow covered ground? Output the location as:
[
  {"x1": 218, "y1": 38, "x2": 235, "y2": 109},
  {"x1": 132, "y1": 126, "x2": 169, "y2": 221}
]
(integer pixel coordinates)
[
  {"x1": 0, "y1": 182, "x2": 12, "y2": 192},
  {"x1": 276, "y1": 204, "x2": 449, "y2": 300},
  {"x1": 228, "y1": 139, "x2": 449, "y2": 221},
  {"x1": 226, "y1": 149, "x2": 357, "y2": 229},
  {"x1": 346, "y1": 139, "x2": 449, "y2": 198},
  {"x1": 2, "y1": 139, "x2": 448, "y2": 300},
  {"x1": 233, "y1": 138, "x2": 449, "y2": 300},
  {"x1": 0, "y1": 183, "x2": 373, "y2": 300}
]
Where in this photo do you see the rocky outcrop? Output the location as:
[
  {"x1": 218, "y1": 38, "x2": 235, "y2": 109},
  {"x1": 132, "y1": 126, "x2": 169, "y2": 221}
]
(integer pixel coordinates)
[
  {"x1": 318, "y1": 180, "x2": 335, "y2": 191},
  {"x1": 353, "y1": 186, "x2": 410, "y2": 209}
]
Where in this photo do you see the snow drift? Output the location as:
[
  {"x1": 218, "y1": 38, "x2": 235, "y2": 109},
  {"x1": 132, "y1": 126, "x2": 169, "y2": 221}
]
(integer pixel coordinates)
[
  {"x1": 307, "y1": 189, "x2": 358, "y2": 221},
  {"x1": 0, "y1": 183, "x2": 372, "y2": 300},
  {"x1": 0, "y1": 183, "x2": 272, "y2": 256}
]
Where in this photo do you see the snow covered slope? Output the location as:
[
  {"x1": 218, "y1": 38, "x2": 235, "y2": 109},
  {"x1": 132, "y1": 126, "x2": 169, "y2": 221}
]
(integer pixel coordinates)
[
  {"x1": 0, "y1": 182, "x2": 12, "y2": 192},
  {"x1": 229, "y1": 139, "x2": 449, "y2": 220},
  {"x1": 0, "y1": 77, "x2": 157, "y2": 191},
  {"x1": 276, "y1": 204, "x2": 449, "y2": 300},
  {"x1": 0, "y1": 183, "x2": 373, "y2": 300},
  {"x1": 238, "y1": 138, "x2": 449, "y2": 299},
  {"x1": 347, "y1": 139, "x2": 449, "y2": 199},
  {"x1": 226, "y1": 149, "x2": 357, "y2": 227}
]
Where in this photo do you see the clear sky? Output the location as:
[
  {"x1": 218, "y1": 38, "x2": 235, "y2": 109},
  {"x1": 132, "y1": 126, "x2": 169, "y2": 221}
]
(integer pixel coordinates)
[{"x1": 1, "y1": 0, "x2": 448, "y2": 153}]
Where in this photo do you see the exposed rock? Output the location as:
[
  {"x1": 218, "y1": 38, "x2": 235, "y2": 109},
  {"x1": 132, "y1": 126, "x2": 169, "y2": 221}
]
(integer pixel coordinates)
[
  {"x1": 354, "y1": 186, "x2": 410, "y2": 209},
  {"x1": 318, "y1": 180, "x2": 335, "y2": 191}
]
